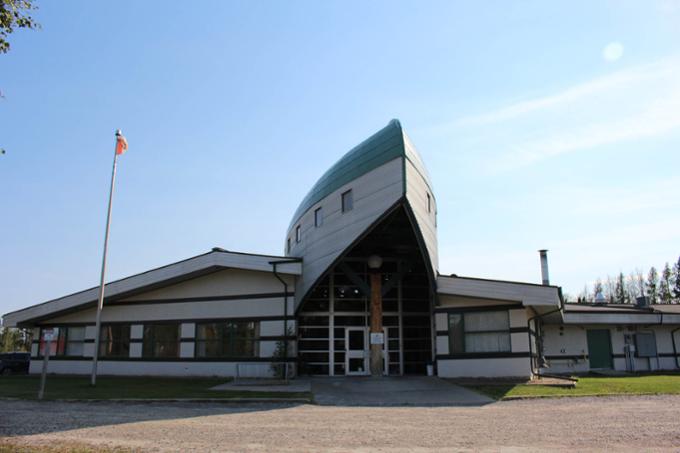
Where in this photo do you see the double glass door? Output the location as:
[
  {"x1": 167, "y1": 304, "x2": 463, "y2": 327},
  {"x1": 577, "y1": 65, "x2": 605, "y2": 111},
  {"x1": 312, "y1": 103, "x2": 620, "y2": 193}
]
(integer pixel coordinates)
[{"x1": 345, "y1": 327, "x2": 395, "y2": 375}]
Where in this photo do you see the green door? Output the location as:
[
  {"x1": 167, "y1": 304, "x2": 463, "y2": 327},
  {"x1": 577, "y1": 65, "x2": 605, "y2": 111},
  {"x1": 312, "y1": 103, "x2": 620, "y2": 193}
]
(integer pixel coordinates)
[{"x1": 587, "y1": 329, "x2": 613, "y2": 369}]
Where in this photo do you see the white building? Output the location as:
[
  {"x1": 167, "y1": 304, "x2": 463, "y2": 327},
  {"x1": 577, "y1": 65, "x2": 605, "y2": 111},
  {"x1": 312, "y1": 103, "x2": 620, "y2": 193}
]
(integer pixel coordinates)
[{"x1": 3, "y1": 120, "x2": 680, "y2": 378}]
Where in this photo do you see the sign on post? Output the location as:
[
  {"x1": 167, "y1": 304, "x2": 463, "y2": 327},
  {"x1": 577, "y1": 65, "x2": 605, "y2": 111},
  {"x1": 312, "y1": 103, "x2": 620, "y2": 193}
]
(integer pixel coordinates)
[
  {"x1": 38, "y1": 328, "x2": 58, "y2": 400},
  {"x1": 370, "y1": 332, "x2": 384, "y2": 345}
]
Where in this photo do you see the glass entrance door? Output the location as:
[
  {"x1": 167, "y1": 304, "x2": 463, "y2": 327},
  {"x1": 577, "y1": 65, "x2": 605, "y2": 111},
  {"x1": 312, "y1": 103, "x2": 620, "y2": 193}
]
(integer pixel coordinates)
[{"x1": 345, "y1": 327, "x2": 368, "y2": 375}]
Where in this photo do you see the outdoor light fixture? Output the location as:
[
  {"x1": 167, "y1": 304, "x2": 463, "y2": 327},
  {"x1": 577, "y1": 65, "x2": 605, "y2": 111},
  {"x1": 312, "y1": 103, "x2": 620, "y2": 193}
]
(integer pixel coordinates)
[{"x1": 367, "y1": 254, "x2": 383, "y2": 270}]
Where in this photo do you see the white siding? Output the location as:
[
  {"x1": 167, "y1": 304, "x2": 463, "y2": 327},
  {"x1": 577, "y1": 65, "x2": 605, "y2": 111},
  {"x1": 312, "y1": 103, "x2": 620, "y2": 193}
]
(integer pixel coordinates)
[
  {"x1": 287, "y1": 158, "x2": 404, "y2": 307},
  {"x1": 404, "y1": 138, "x2": 438, "y2": 274}
]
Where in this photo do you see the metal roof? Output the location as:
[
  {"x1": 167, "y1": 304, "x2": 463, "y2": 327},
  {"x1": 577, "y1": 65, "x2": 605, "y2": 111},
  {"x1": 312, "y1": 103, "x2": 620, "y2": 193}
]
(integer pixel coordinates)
[{"x1": 288, "y1": 119, "x2": 406, "y2": 230}]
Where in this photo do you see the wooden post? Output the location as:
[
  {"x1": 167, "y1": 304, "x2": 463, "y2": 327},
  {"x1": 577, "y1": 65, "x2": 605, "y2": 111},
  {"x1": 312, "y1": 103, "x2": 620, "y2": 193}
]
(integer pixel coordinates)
[
  {"x1": 38, "y1": 338, "x2": 51, "y2": 400},
  {"x1": 369, "y1": 272, "x2": 383, "y2": 376}
]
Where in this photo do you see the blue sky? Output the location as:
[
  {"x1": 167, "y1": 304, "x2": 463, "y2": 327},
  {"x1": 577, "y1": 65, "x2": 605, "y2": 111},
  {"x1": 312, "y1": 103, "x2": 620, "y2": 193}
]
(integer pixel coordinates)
[{"x1": 1, "y1": 1, "x2": 680, "y2": 315}]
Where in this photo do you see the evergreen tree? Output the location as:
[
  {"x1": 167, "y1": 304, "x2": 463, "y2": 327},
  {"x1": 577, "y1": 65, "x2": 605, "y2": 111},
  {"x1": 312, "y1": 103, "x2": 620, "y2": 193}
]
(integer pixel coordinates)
[
  {"x1": 673, "y1": 256, "x2": 680, "y2": 303},
  {"x1": 646, "y1": 266, "x2": 659, "y2": 304},
  {"x1": 615, "y1": 272, "x2": 628, "y2": 303},
  {"x1": 659, "y1": 263, "x2": 673, "y2": 304}
]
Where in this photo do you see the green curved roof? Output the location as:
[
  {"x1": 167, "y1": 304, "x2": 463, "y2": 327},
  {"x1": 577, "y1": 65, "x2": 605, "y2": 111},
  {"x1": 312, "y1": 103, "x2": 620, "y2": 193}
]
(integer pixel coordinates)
[{"x1": 288, "y1": 119, "x2": 407, "y2": 230}]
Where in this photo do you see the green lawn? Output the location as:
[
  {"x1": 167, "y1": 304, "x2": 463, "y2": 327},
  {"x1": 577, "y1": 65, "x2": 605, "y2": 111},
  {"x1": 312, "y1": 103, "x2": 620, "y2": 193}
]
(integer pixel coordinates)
[
  {"x1": 464, "y1": 373, "x2": 680, "y2": 400},
  {"x1": 0, "y1": 375, "x2": 310, "y2": 401}
]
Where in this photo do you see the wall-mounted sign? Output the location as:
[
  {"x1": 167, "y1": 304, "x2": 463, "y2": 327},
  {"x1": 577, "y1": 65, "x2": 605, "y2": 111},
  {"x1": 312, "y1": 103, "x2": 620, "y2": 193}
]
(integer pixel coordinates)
[{"x1": 370, "y1": 332, "x2": 384, "y2": 345}]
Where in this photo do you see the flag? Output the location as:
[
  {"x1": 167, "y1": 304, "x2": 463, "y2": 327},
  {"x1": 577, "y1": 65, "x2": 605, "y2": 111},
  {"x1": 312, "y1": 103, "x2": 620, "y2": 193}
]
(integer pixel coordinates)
[{"x1": 115, "y1": 132, "x2": 128, "y2": 155}]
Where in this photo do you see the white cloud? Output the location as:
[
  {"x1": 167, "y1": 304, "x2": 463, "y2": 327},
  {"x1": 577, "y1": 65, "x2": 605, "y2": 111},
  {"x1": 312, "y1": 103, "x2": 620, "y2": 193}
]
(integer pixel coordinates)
[
  {"x1": 454, "y1": 57, "x2": 678, "y2": 127},
  {"x1": 442, "y1": 56, "x2": 680, "y2": 172}
]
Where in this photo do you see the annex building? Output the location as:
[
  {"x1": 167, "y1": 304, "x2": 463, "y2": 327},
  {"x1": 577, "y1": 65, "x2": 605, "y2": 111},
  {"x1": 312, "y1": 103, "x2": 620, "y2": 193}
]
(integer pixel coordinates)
[{"x1": 3, "y1": 120, "x2": 680, "y2": 378}]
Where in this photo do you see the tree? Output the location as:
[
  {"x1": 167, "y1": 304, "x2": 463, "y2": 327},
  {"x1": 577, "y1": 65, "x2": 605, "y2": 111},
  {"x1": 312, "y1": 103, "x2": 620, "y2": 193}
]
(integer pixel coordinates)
[
  {"x1": 0, "y1": 326, "x2": 31, "y2": 352},
  {"x1": 605, "y1": 276, "x2": 616, "y2": 303},
  {"x1": 1, "y1": 0, "x2": 39, "y2": 54},
  {"x1": 615, "y1": 272, "x2": 628, "y2": 304},
  {"x1": 659, "y1": 263, "x2": 673, "y2": 304},
  {"x1": 626, "y1": 271, "x2": 641, "y2": 303},
  {"x1": 646, "y1": 266, "x2": 659, "y2": 304},
  {"x1": 673, "y1": 256, "x2": 680, "y2": 303}
]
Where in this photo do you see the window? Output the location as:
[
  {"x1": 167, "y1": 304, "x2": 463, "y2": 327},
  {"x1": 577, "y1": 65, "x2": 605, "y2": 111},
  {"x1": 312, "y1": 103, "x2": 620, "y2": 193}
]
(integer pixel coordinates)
[
  {"x1": 295, "y1": 225, "x2": 301, "y2": 243},
  {"x1": 100, "y1": 324, "x2": 131, "y2": 358},
  {"x1": 314, "y1": 207, "x2": 323, "y2": 227},
  {"x1": 448, "y1": 311, "x2": 511, "y2": 354},
  {"x1": 427, "y1": 193, "x2": 431, "y2": 213},
  {"x1": 143, "y1": 323, "x2": 180, "y2": 358},
  {"x1": 635, "y1": 332, "x2": 657, "y2": 357},
  {"x1": 287, "y1": 238, "x2": 291, "y2": 254},
  {"x1": 195, "y1": 321, "x2": 259, "y2": 358},
  {"x1": 341, "y1": 189, "x2": 353, "y2": 212},
  {"x1": 39, "y1": 326, "x2": 85, "y2": 356}
]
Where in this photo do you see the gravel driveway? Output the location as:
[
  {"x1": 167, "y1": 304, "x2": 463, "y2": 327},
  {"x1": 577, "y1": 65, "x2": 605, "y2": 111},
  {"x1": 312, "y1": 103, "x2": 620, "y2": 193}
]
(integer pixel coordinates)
[{"x1": 2, "y1": 395, "x2": 679, "y2": 452}]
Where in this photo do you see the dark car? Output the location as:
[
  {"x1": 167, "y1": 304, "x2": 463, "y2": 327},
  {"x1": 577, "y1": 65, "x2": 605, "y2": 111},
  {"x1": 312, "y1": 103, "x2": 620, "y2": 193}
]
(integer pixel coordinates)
[{"x1": 0, "y1": 352, "x2": 30, "y2": 375}]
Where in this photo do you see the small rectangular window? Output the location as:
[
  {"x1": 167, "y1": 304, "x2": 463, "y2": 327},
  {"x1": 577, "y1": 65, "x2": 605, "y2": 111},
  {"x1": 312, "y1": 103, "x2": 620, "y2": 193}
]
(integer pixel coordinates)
[
  {"x1": 100, "y1": 324, "x2": 131, "y2": 358},
  {"x1": 39, "y1": 327, "x2": 84, "y2": 357},
  {"x1": 341, "y1": 189, "x2": 353, "y2": 213},
  {"x1": 143, "y1": 323, "x2": 180, "y2": 358},
  {"x1": 314, "y1": 207, "x2": 323, "y2": 227},
  {"x1": 295, "y1": 225, "x2": 301, "y2": 243},
  {"x1": 287, "y1": 238, "x2": 291, "y2": 254},
  {"x1": 427, "y1": 193, "x2": 431, "y2": 213}
]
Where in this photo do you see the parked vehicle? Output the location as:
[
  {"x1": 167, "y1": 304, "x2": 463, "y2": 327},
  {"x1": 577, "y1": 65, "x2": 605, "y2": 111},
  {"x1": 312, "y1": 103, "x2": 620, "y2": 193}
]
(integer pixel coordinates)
[{"x1": 0, "y1": 352, "x2": 30, "y2": 375}]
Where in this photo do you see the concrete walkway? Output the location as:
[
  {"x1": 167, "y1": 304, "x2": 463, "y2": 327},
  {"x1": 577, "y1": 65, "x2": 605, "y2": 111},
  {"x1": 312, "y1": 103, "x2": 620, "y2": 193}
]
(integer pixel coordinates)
[
  {"x1": 210, "y1": 379, "x2": 311, "y2": 393},
  {"x1": 311, "y1": 375, "x2": 493, "y2": 406}
]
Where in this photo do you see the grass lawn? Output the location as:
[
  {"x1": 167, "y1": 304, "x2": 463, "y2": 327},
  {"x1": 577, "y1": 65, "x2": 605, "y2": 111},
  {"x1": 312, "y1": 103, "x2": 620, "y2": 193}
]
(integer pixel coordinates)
[
  {"x1": 0, "y1": 375, "x2": 311, "y2": 401},
  {"x1": 464, "y1": 373, "x2": 680, "y2": 400}
]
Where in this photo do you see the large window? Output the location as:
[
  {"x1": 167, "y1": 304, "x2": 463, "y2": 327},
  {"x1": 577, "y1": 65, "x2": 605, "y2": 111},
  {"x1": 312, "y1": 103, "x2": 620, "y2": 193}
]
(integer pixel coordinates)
[
  {"x1": 100, "y1": 324, "x2": 131, "y2": 358},
  {"x1": 143, "y1": 323, "x2": 180, "y2": 358},
  {"x1": 448, "y1": 311, "x2": 511, "y2": 354},
  {"x1": 341, "y1": 189, "x2": 353, "y2": 212},
  {"x1": 195, "y1": 321, "x2": 259, "y2": 358},
  {"x1": 39, "y1": 326, "x2": 85, "y2": 356}
]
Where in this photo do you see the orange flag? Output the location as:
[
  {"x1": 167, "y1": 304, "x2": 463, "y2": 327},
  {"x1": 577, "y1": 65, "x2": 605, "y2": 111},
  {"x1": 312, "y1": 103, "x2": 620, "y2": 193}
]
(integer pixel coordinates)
[{"x1": 115, "y1": 132, "x2": 128, "y2": 155}]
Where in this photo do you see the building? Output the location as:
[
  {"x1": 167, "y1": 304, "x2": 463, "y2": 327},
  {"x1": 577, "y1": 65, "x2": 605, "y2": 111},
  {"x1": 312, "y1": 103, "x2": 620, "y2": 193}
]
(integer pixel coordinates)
[{"x1": 3, "y1": 120, "x2": 680, "y2": 378}]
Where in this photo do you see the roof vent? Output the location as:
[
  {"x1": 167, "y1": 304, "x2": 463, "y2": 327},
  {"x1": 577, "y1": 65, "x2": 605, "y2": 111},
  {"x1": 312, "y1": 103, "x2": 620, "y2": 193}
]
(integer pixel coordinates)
[
  {"x1": 635, "y1": 296, "x2": 650, "y2": 308},
  {"x1": 212, "y1": 247, "x2": 228, "y2": 253}
]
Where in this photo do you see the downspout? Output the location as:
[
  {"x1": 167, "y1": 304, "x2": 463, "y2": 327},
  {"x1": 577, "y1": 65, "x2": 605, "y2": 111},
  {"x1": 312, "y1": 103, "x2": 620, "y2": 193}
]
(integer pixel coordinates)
[
  {"x1": 527, "y1": 307, "x2": 563, "y2": 376},
  {"x1": 527, "y1": 288, "x2": 571, "y2": 379},
  {"x1": 270, "y1": 258, "x2": 302, "y2": 382},
  {"x1": 672, "y1": 326, "x2": 680, "y2": 370}
]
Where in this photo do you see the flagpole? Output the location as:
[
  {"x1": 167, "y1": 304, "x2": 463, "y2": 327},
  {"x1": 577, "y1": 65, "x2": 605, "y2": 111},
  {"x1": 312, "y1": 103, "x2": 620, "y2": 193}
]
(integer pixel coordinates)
[{"x1": 91, "y1": 130, "x2": 122, "y2": 386}]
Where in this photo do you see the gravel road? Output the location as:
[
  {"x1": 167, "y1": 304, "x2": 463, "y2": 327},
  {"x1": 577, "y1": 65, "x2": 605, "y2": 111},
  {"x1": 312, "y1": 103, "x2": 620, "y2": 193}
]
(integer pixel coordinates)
[{"x1": 2, "y1": 395, "x2": 680, "y2": 452}]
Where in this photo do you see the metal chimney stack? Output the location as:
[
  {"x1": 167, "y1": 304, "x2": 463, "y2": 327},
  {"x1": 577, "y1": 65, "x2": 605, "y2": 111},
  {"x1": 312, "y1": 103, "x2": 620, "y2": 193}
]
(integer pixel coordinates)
[{"x1": 539, "y1": 249, "x2": 550, "y2": 285}]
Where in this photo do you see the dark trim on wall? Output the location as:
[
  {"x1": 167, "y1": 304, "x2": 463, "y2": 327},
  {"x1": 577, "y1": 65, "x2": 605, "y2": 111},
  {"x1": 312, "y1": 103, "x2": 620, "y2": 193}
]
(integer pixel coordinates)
[
  {"x1": 545, "y1": 355, "x2": 588, "y2": 360},
  {"x1": 434, "y1": 305, "x2": 523, "y2": 314},
  {"x1": 32, "y1": 356, "x2": 296, "y2": 363},
  {"x1": 436, "y1": 352, "x2": 532, "y2": 360},
  {"x1": 37, "y1": 315, "x2": 294, "y2": 328},
  {"x1": 510, "y1": 327, "x2": 530, "y2": 334},
  {"x1": 180, "y1": 338, "x2": 194, "y2": 342},
  {"x1": 129, "y1": 339, "x2": 143, "y2": 344},
  {"x1": 259, "y1": 335, "x2": 296, "y2": 342},
  {"x1": 114, "y1": 292, "x2": 295, "y2": 306}
]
